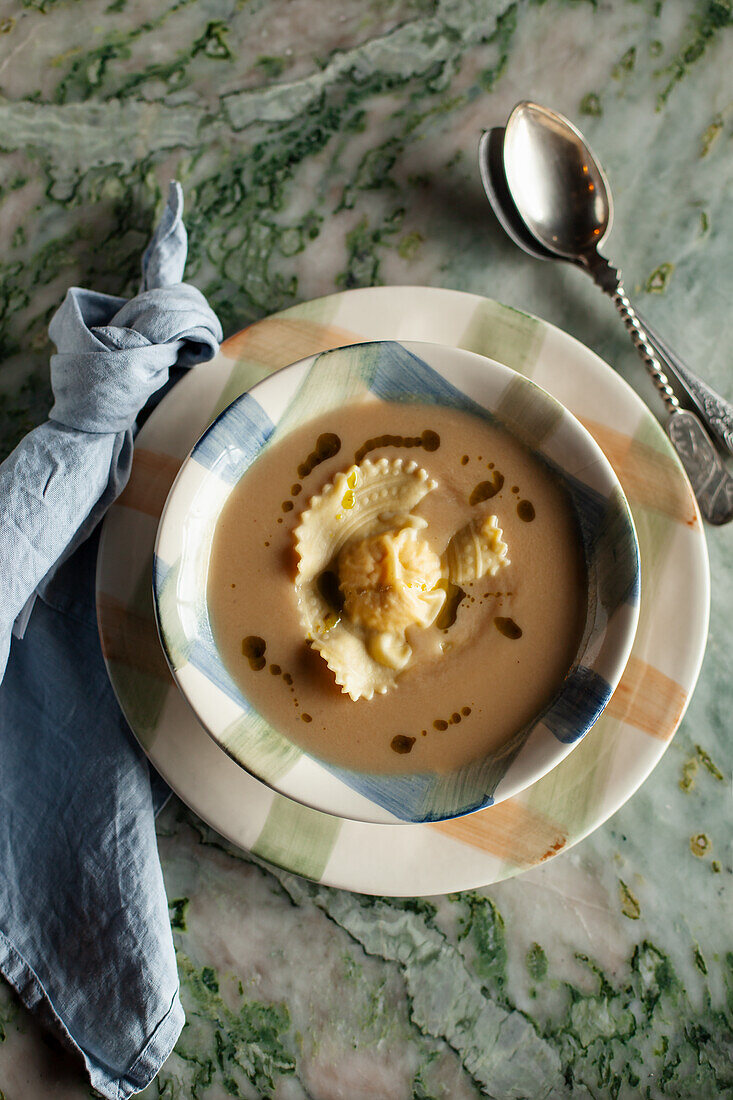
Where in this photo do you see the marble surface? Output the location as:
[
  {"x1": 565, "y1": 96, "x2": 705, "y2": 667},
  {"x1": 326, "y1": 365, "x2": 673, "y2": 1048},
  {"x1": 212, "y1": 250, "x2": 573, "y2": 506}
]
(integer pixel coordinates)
[{"x1": 0, "y1": 0, "x2": 731, "y2": 1096}]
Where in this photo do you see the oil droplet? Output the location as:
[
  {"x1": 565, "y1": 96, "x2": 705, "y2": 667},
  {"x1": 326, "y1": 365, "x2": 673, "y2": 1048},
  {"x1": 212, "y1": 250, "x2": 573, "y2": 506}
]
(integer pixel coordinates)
[
  {"x1": 242, "y1": 635, "x2": 266, "y2": 670},
  {"x1": 461, "y1": 706, "x2": 471, "y2": 717},
  {"x1": 488, "y1": 462, "x2": 494, "y2": 469},
  {"x1": 277, "y1": 518, "x2": 283, "y2": 524},
  {"x1": 391, "y1": 734, "x2": 415, "y2": 754},
  {"x1": 264, "y1": 540, "x2": 270, "y2": 547},
  {"x1": 469, "y1": 471, "x2": 504, "y2": 505},
  {"x1": 436, "y1": 579, "x2": 466, "y2": 630},
  {"x1": 421, "y1": 729, "x2": 427, "y2": 736},
  {"x1": 421, "y1": 429, "x2": 440, "y2": 451},
  {"x1": 282, "y1": 500, "x2": 294, "y2": 512},
  {"x1": 269, "y1": 664, "x2": 281, "y2": 676},
  {"x1": 495, "y1": 617, "x2": 522, "y2": 640},
  {"x1": 433, "y1": 719, "x2": 448, "y2": 731},
  {"x1": 298, "y1": 432, "x2": 341, "y2": 479},
  {"x1": 301, "y1": 713, "x2": 313, "y2": 723},
  {"x1": 283, "y1": 673, "x2": 293, "y2": 685},
  {"x1": 451, "y1": 712, "x2": 461, "y2": 724},
  {"x1": 461, "y1": 454, "x2": 469, "y2": 465},
  {"x1": 511, "y1": 485, "x2": 519, "y2": 494},
  {"x1": 291, "y1": 483, "x2": 302, "y2": 496},
  {"x1": 517, "y1": 499, "x2": 535, "y2": 522},
  {"x1": 230, "y1": 583, "x2": 236, "y2": 588},
  {"x1": 341, "y1": 468, "x2": 358, "y2": 509}
]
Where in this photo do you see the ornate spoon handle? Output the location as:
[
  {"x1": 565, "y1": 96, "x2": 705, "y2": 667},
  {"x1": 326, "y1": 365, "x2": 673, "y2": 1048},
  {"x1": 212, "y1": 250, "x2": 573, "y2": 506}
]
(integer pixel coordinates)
[
  {"x1": 666, "y1": 409, "x2": 733, "y2": 526},
  {"x1": 632, "y1": 309, "x2": 733, "y2": 457},
  {"x1": 608, "y1": 279, "x2": 680, "y2": 414},
  {"x1": 587, "y1": 256, "x2": 733, "y2": 525}
]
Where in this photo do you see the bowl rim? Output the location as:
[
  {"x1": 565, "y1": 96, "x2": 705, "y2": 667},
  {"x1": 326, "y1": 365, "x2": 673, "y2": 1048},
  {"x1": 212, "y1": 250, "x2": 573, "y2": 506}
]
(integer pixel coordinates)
[{"x1": 152, "y1": 337, "x2": 640, "y2": 824}]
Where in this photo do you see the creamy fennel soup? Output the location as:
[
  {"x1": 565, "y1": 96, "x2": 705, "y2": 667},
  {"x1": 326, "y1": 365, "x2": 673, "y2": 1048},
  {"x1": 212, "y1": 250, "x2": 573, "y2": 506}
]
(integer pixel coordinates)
[{"x1": 207, "y1": 400, "x2": 586, "y2": 775}]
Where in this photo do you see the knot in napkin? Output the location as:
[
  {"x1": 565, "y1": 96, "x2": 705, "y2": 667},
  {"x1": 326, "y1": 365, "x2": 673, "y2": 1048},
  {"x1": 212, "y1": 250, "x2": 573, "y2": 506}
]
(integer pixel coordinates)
[
  {"x1": 0, "y1": 181, "x2": 222, "y2": 678},
  {"x1": 49, "y1": 284, "x2": 219, "y2": 434}
]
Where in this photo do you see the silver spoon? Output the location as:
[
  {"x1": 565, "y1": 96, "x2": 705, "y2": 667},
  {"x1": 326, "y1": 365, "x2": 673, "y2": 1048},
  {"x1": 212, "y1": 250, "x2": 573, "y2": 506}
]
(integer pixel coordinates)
[
  {"x1": 478, "y1": 105, "x2": 733, "y2": 525},
  {"x1": 480, "y1": 125, "x2": 733, "y2": 447}
]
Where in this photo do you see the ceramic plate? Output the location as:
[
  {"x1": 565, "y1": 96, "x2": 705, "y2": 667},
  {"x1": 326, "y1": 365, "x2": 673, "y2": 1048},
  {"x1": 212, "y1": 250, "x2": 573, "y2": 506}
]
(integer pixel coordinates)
[
  {"x1": 153, "y1": 339, "x2": 640, "y2": 823},
  {"x1": 97, "y1": 287, "x2": 709, "y2": 895}
]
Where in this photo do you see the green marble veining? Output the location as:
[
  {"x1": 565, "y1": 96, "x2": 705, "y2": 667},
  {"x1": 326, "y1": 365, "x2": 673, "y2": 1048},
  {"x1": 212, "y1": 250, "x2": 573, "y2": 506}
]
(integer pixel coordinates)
[
  {"x1": 119, "y1": 806, "x2": 733, "y2": 1098},
  {"x1": 0, "y1": 0, "x2": 731, "y2": 1096}
]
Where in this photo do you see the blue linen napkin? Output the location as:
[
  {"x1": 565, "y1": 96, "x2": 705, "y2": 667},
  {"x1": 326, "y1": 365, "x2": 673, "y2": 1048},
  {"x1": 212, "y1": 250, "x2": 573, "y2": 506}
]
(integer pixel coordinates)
[{"x1": 0, "y1": 183, "x2": 222, "y2": 1097}]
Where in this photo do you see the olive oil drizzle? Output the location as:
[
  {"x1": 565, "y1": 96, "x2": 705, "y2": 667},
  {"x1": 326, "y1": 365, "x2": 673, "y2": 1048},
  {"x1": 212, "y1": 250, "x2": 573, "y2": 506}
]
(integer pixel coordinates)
[
  {"x1": 435, "y1": 579, "x2": 466, "y2": 631},
  {"x1": 282, "y1": 432, "x2": 342, "y2": 514},
  {"x1": 258, "y1": 434, "x2": 538, "y2": 764},
  {"x1": 391, "y1": 701, "x2": 473, "y2": 752},
  {"x1": 242, "y1": 635, "x2": 266, "y2": 671},
  {"x1": 469, "y1": 471, "x2": 504, "y2": 505},
  {"x1": 494, "y1": 617, "x2": 523, "y2": 639},
  {"x1": 242, "y1": 637, "x2": 307, "y2": 713},
  {"x1": 354, "y1": 428, "x2": 440, "y2": 464},
  {"x1": 298, "y1": 432, "x2": 341, "y2": 479}
]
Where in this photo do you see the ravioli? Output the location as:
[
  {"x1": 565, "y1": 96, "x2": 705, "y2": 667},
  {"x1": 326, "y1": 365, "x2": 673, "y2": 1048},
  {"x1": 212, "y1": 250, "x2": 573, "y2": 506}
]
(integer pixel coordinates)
[{"x1": 294, "y1": 457, "x2": 509, "y2": 700}]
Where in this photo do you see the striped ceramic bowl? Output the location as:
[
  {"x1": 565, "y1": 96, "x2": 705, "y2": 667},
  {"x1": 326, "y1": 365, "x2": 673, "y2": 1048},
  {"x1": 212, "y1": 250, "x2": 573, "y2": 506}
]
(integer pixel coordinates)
[{"x1": 153, "y1": 340, "x2": 640, "y2": 824}]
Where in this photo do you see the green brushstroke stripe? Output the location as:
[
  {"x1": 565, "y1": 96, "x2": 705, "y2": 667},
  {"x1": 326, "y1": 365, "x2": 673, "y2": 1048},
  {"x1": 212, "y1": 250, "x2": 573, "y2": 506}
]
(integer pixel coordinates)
[
  {"x1": 220, "y1": 711, "x2": 302, "y2": 784},
  {"x1": 211, "y1": 295, "x2": 342, "y2": 421},
  {"x1": 457, "y1": 300, "x2": 545, "y2": 378},
  {"x1": 268, "y1": 342, "x2": 373, "y2": 443},
  {"x1": 252, "y1": 797, "x2": 341, "y2": 881},
  {"x1": 493, "y1": 373, "x2": 564, "y2": 449}
]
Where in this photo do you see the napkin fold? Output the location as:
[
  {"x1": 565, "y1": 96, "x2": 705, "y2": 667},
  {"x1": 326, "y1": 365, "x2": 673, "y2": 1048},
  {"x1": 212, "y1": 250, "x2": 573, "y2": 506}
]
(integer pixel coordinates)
[{"x1": 0, "y1": 183, "x2": 222, "y2": 1097}]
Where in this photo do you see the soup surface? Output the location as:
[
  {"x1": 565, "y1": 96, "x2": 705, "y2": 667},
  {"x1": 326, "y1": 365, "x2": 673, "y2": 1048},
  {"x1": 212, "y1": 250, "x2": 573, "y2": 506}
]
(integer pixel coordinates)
[{"x1": 207, "y1": 399, "x2": 586, "y2": 774}]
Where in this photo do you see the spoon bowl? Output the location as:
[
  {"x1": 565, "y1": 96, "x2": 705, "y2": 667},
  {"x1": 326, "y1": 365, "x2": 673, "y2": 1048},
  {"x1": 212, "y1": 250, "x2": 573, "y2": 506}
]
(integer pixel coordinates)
[
  {"x1": 479, "y1": 127, "x2": 563, "y2": 264},
  {"x1": 503, "y1": 102, "x2": 612, "y2": 261}
]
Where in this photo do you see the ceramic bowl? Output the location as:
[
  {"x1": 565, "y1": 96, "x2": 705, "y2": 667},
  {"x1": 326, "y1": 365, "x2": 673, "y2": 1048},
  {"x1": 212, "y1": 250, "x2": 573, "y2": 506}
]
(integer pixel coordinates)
[{"x1": 153, "y1": 339, "x2": 640, "y2": 824}]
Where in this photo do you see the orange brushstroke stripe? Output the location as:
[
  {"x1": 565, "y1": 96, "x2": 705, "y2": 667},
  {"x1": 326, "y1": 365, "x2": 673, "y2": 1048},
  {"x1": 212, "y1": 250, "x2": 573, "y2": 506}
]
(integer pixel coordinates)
[
  {"x1": 116, "y1": 449, "x2": 181, "y2": 518},
  {"x1": 431, "y1": 799, "x2": 567, "y2": 867},
  {"x1": 580, "y1": 419, "x2": 697, "y2": 527},
  {"x1": 220, "y1": 317, "x2": 362, "y2": 366},
  {"x1": 98, "y1": 594, "x2": 172, "y2": 682},
  {"x1": 606, "y1": 655, "x2": 687, "y2": 740}
]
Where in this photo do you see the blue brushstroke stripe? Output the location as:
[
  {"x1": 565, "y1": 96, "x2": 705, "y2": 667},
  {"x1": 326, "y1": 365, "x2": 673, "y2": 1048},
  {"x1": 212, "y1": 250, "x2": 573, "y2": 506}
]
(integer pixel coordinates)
[
  {"x1": 544, "y1": 666, "x2": 613, "y2": 744},
  {"x1": 360, "y1": 340, "x2": 499, "y2": 420},
  {"x1": 192, "y1": 392, "x2": 275, "y2": 485},
  {"x1": 188, "y1": 626, "x2": 251, "y2": 712},
  {"x1": 312, "y1": 764, "x2": 495, "y2": 823}
]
